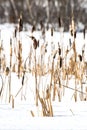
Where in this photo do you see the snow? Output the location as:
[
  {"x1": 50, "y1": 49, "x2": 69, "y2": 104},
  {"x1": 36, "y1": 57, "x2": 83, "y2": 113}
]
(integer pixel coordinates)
[
  {"x1": 0, "y1": 102, "x2": 87, "y2": 130},
  {"x1": 0, "y1": 24, "x2": 87, "y2": 130}
]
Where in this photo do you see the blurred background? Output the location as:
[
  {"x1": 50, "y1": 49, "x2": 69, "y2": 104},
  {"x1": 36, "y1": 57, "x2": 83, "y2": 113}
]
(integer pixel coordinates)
[{"x1": 0, "y1": 0, "x2": 87, "y2": 31}]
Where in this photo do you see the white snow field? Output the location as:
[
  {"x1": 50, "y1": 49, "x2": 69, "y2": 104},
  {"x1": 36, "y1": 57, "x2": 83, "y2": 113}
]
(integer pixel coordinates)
[{"x1": 0, "y1": 23, "x2": 87, "y2": 130}]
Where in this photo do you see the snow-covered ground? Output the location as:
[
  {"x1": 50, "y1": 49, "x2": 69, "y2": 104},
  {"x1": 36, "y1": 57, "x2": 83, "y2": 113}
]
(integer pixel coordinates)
[
  {"x1": 0, "y1": 23, "x2": 87, "y2": 130},
  {"x1": 0, "y1": 101, "x2": 87, "y2": 130}
]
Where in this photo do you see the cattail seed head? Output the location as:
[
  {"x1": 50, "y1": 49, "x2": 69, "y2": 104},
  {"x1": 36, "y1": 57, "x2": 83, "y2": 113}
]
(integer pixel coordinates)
[
  {"x1": 78, "y1": 54, "x2": 82, "y2": 62},
  {"x1": 58, "y1": 17, "x2": 61, "y2": 27},
  {"x1": 30, "y1": 36, "x2": 38, "y2": 50},
  {"x1": 14, "y1": 26, "x2": 17, "y2": 38},
  {"x1": 32, "y1": 25, "x2": 36, "y2": 33},
  {"x1": 51, "y1": 27, "x2": 53, "y2": 36},
  {"x1": 59, "y1": 47, "x2": 61, "y2": 55},
  {"x1": 60, "y1": 57, "x2": 62, "y2": 68},
  {"x1": 69, "y1": 38, "x2": 72, "y2": 47},
  {"x1": 5, "y1": 67, "x2": 10, "y2": 76},
  {"x1": 10, "y1": 38, "x2": 12, "y2": 56},
  {"x1": 33, "y1": 39, "x2": 37, "y2": 49},
  {"x1": 83, "y1": 28, "x2": 85, "y2": 39},
  {"x1": 74, "y1": 31, "x2": 76, "y2": 38},
  {"x1": 18, "y1": 13, "x2": 23, "y2": 32}
]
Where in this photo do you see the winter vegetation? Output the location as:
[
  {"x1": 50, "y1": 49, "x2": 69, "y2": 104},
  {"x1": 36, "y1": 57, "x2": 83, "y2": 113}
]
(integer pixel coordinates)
[{"x1": 0, "y1": 0, "x2": 87, "y2": 130}]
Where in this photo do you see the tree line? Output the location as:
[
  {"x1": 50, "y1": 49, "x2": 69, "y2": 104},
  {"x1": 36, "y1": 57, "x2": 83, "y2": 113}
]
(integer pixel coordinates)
[{"x1": 0, "y1": 0, "x2": 87, "y2": 31}]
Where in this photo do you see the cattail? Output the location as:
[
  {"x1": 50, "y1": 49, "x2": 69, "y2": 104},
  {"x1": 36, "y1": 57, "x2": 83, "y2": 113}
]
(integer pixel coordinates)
[
  {"x1": 51, "y1": 27, "x2": 53, "y2": 36},
  {"x1": 30, "y1": 36, "x2": 39, "y2": 50},
  {"x1": 53, "y1": 53, "x2": 56, "y2": 59},
  {"x1": 59, "y1": 47, "x2": 61, "y2": 55},
  {"x1": 83, "y1": 28, "x2": 85, "y2": 39},
  {"x1": 33, "y1": 39, "x2": 38, "y2": 49},
  {"x1": 22, "y1": 72, "x2": 25, "y2": 85},
  {"x1": 69, "y1": 38, "x2": 72, "y2": 47},
  {"x1": 60, "y1": 57, "x2": 62, "y2": 68},
  {"x1": 45, "y1": 43, "x2": 48, "y2": 53},
  {"x1": 45, "y1": 49, "x2": 47, "y2": 53},
  {"x1": 5, "y1": 67, "x2": 10, "y2": 76},
  {"x1": 70, "y1": 16, "x2": 76, "y2": 37},
  {"x1": 32, "y1": 25, "x2": 36, "y2": 33},
  {"x1": 53, "y1": 51, "x2": 57, "y2": 59},
  {"x1": 18, "y1": 13, "x2": 23, "y2": 32},
  {"x1": 66, "y1": 46, "x2": 69, "y2": 54},
  {"x1": 74, "y1": 31, "x2": 76, "y2": 38},
  {"x1": 78, "y1": 54, "x2": 82, "y2": 62},
  {"x1": 70, "y1": 29, "x2": 73, "y2": 36},
  {"x1": 58, "y1": 17, "x2": 61, "y2": 27},
  {"x1": 82, "y1": 49, "x2": 84, "y2": 56},
  {"x1": 14, "y1": 26, "x2": 17, "y2": 38},
  {"x1": 10, "y1": 38, "x2": 12, "y2": 56},
  {"x1": 40, "y1": 20, "x2": 44, "y2": 30}
]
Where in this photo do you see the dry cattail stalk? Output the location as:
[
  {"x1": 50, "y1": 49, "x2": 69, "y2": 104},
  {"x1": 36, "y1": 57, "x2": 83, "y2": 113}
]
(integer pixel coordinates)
[
  {"x1": 18, "y1": 40, "x2": 23, "y2": 77},
  {"x1": 72, "y1": 41, "x2": 76, "y2": 62},
  {"x1": 38, "y1": 91, "x2": 53, "y2": 117},
  {"x1": 10, "y1": 38, "x2": 12, "y2": 67},
  {"x1": 84, "y1": 87, "x2": 87, "y2": 101},
  {"x1": 8, "y1": 38, "x2": 13, "y2": 103},
  {"x1": 9, "y1": 95, "x2": 14, "y2": 108},
  {"x1": 0, "y1": 75, "x2": 3, "y2": 96},
  {"x1": 12, "y1": 95, "x2": 14, "y2": 108},
  {"x1": 38, "y1": 93, "x2": 48, "y2": 116},
  {"x1": 45, "y1": 87, "x2": 50, "y2": 100},
  {"x1": 0, "y1": 40, "x2": 4, "y2": 71},
  {"x1": 52, "y1": 84, "x2": 57, "y2": 101},
  {"x1": 30, "y1": 110, "x2": 35, "y2": 117},
  {"x1": 30, "y1": 36, "x2": 39, "y2": 106},
  {"x1": 2, "y1": 55, "x2": 6, "y2": 72}
]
